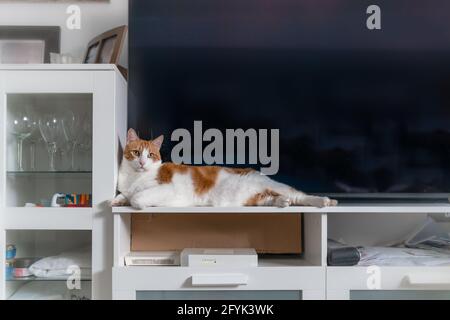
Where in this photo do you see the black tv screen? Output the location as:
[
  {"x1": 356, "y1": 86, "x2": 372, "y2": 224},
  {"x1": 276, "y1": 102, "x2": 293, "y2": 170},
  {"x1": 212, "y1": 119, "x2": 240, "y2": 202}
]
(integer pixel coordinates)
[{"x1": 129, "y1": 0, "x2": 450, "y2": 197}]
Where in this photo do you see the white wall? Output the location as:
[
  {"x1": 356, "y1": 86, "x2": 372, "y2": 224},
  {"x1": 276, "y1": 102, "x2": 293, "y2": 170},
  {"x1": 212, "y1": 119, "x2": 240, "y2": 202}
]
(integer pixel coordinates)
[{"x1": 0, "y1": 0, "x2": 128, "y2": 66}]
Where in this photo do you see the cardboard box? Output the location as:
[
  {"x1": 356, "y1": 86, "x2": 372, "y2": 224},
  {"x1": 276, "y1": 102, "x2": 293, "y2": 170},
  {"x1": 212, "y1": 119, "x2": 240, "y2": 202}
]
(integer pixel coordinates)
[{"x1": 131, "y1": 213, "x2": 303, "y2": 254}]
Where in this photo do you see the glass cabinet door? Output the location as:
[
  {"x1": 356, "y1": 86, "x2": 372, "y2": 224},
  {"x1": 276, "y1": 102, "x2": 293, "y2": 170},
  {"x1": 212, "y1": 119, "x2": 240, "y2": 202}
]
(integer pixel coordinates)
[
  {"x1": 137, "y1": 290, "x2": 303, "y2": 300},
  {"x1": 6, "y1": 93, "x2": 93, "y2": 208},
  {"x1": 351, "y1": 290, "x2": 450, "y2": 300},
  {"x1": 5, "y1": 230, "x2": 92, "y2": 300}
]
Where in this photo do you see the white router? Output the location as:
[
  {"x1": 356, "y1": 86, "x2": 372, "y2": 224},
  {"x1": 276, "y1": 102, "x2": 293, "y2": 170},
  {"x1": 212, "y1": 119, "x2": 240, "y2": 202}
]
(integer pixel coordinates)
[
  {"x1": 180, "y1": 248, "x2": 258, "y2": 267},
  {"x1": 125, "y1": 251, "x2": 180, "y2": 266}
]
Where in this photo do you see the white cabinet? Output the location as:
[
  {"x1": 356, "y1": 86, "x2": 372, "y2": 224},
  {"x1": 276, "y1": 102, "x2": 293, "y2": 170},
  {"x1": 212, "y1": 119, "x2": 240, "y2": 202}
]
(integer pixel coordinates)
[
  {"x1": 0, "y1": 65, "x2": 127, "y2": 300},
  {"x1": 112, "y1": 209, "x2": 327, "y2": 300},
  {"x1": 327, "y1": 266, "x2": 450, "y2": 300},
  {"x1": 2, "y1": 66, "x2": 449, "y2": 300},
  {"x1": 327, "y1": 208, "x2": 450, "y2": 300},
  {"x1": 112, "y1": 205, "x2": 450, "y2": 300}
]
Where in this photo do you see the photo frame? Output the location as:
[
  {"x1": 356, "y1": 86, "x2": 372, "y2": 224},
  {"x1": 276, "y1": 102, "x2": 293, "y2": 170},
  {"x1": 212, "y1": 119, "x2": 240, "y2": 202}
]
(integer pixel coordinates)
[
  {"x1": 0, "y1": 26, "x2": 60, "y2": 63},
  {"x1": 83, "y1": 25, "x2": 127, "y2": 64}
]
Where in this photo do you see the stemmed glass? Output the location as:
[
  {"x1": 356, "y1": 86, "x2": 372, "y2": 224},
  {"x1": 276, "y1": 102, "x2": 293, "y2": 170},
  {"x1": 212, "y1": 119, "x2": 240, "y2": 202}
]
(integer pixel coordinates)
[
  {"x1": 62, "y1": 110, "x2": 81, "y2": 171},
  {"x1": 79, "y1": 118, "x2": 92, "y2": 171},
  {"x1": 9, "y1": 106, "x2": 36, "y2": 171},
  {"x1": 39, "y1": 113, "x2": 63, "y2": 171},
  {"x1": 27, "y1": 118, "x2": 42, "y2": 171}
]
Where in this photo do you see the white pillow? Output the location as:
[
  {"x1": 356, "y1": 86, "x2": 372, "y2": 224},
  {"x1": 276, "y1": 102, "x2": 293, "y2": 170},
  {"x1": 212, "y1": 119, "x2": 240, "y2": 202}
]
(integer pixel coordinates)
[{"x1": 29, "y1": 246, "x2": 91, "y2": 278}]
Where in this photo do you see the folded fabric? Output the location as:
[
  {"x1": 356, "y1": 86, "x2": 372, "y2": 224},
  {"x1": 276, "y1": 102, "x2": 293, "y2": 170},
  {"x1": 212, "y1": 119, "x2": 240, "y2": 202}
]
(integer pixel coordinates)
[
  {"x1": 29, "y1": 267, "x2": 92, "y2": 279},
  {"x1": 29, "y1": 246, "x2": 91, "y2": 279},
  {"x1": 358, "y1": 246, "x2": 450, "y2": 267}
]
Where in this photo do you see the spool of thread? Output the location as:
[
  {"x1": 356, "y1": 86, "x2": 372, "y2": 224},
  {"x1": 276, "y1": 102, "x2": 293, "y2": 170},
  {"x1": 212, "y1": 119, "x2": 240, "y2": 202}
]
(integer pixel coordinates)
[
  {"x1": 6, "y1": 244, "x2": 16, "y2": 260},
  {"x1": 64, "y1": 193, "x2": 92, "y2": 207},
  {"x1": 5, "y1": 261, "x2": 14, "y2": 280}
]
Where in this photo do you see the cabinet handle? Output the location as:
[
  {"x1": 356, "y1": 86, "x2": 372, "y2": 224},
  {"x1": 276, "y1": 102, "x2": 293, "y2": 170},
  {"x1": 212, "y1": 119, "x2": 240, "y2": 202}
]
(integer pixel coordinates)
[
  {"x1": 406, "y1": 274, "x2": 450, "y2": 286},
  {"x1": 191, "y1": 273, "x2": 248, "y2": 287}
]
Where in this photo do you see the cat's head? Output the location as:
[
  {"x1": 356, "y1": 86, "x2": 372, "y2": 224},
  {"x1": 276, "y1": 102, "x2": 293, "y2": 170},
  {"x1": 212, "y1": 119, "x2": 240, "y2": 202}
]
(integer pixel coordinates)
[{"x1": 123, "y1": 128, "x2": 164, "y2": 172}]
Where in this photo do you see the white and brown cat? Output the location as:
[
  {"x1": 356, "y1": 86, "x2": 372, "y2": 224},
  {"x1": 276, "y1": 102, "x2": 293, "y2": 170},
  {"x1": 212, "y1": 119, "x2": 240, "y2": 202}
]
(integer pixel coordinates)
[{"x1": 111, "y1": 129, "x2": 338, "y2": 209}]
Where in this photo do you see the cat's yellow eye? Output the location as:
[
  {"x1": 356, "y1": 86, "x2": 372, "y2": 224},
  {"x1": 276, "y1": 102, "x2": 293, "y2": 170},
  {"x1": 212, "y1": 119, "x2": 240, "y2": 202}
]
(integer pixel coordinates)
[
  {"x1": 148, "y1": 153, "x2": 155, "y2": 158},
  {"x1": 132, "y1": 150, "x2": 140, "y2": 157}
]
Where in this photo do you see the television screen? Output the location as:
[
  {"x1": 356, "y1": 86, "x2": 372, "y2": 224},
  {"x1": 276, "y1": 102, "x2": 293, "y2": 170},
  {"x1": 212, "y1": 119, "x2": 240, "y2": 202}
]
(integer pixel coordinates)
[{"x1": 129, "y1": 0, "x2": 450, "y2": 196}]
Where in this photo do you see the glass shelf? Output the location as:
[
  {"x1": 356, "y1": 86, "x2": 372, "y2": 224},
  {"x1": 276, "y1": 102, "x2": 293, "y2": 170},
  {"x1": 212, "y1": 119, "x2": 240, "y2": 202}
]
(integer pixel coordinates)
[
  {"x1": 7, "y1": 171, "x2": 92, "y2": 177},
  {"x1": 7, "y1": 276, "x2": 92, "y2": 282}
]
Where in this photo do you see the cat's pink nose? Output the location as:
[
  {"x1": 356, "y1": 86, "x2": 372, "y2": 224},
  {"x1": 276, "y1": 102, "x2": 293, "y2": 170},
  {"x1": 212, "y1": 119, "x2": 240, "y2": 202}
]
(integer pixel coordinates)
[{"x1": 139, "y1": 160, "x2": 146, "y2": 167}]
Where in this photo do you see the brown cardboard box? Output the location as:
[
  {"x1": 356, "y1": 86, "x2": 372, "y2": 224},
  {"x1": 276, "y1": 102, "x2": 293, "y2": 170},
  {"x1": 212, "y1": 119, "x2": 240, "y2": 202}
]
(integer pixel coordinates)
[{"x1": 131, "y1": 213, "x2": 302, "y2": 254}]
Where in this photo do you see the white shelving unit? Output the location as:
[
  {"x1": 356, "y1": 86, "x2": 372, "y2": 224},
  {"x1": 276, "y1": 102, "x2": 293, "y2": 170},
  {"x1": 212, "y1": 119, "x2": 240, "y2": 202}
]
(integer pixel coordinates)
[
  {"x1": 113, "y1": 209, "x2": 327, "y2": 300},
  {"x1": 327, "y1": 206, "x2": 450, "y2": 300},
  {"x1": 112, "y1": 204, "x2": 450, "y2": 300},
  {"x1": 327, "y1": 266, "x2": 450, "y2": 300},
  {"x1": 1, "y1": 66, "x2": 449, "y2": 300},
  {"x1": 0, "y1": 64, "x2": 127, "y2": 300}
]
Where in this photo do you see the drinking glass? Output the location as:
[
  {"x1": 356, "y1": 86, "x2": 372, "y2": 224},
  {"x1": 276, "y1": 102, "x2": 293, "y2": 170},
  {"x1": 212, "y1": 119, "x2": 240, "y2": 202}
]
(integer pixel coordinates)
[
  {"x1": 78, "y1": 117, "x2": 92, "y2": 171},
  {"x1": 28, "y1": 120, "x2": 41, "y2": 171},
  {"x1": 62, "y1": 110, "x2": 81, "y2": 171},
  {"x1": 39, "y1": 114, "x2": 63, "y2": 171},
  {"x1": 9, "y1": 106, "x2": 36, "y2": 171}
]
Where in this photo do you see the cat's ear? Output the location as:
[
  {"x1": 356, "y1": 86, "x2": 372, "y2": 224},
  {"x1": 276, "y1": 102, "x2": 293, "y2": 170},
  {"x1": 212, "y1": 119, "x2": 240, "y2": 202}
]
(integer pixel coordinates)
[
  {"x1": 152, "y1": 135, "x2": 164, "y2": 149},
  {"x1": 127, "y1": 128, "x2": 139, "y2": 143}
]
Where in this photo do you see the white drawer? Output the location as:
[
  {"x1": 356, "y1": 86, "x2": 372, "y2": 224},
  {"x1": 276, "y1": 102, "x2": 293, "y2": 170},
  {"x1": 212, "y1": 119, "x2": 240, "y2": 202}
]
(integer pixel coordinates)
[
  {"x1": 113, "y1": 266, "x2": 325, "y2": 292},
  {"x1": 327, "y1": 266, "x2": 450, "y2": 292}
]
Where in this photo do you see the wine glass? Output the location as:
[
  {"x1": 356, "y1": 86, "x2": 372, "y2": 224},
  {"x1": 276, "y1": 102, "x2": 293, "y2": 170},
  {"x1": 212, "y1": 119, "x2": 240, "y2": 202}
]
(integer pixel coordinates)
[
  {"x1": 78, "y1": 115, "x2": 92, "y2": 171},
  {"x1": 9, "y1": 106, "x2": 36, "y2": 171},
  {"x1": 27, "y1": 119, "x2": 41, "y2": 171},
  {"x1": 39, "y1": 113, "x2": 63, "y2": 171},
  {"x1": 62, "y1": 110, "x2": 81, "y2": 171}
]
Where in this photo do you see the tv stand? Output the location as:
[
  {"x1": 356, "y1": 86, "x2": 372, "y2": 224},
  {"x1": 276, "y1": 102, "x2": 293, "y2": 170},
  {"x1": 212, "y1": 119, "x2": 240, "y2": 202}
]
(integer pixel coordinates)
[{"x1": 112, "y1": 204, "x2": 450, "y2": 300}]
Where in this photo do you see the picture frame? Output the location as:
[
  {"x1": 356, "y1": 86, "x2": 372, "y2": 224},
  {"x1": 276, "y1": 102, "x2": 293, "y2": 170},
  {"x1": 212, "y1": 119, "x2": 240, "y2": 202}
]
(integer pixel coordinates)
[
  {"x1": 0, "y1": 26, "x2": 60, "y2": 63},
  {"x1": 83, "y1": 25, "x2": 127, "y2": 65}
]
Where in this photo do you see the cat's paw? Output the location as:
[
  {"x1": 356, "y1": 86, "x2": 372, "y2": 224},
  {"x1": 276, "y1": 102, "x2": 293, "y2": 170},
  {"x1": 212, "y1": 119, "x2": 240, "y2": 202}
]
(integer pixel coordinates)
[
  {"x1": 109, "y1": 193, "x2": 129, "y2": 207},
  {"x1": 329, "y1": 199, "x2": 338, "y2": 207},
  {"x1": 109, "y1": 196, "x2": 128, "y2": 207},
  {"x1": 130, "y1": 197, "x2": 147, "y2": 210},
  {"x1": 317, "y1": 197, "x2": 338, "y2": 208},
  {"x1": 312, "y1": 197, "x2": 338, "y2": 208},
  {"x1": 274, "y1": 196, "x2": 291, "y2": 208}
]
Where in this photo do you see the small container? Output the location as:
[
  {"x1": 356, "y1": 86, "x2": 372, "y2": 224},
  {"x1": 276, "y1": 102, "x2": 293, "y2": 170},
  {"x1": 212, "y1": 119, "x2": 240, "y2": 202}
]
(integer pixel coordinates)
[
  {"x1": 13, "y1": 258, "x2": 39, "y2": 278},
  {"x1": 64, "y1": 193, "x2": 92, "y2": 207},
  {"x1": 40, "y1": 199, "x2": 51, "y2": 207},
  {"x1": 6, "y1": 245, "x2": 16, "y2": 260},
  {"x1": 5, "y1": 261, "x2": 14, "y2": 280}
]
